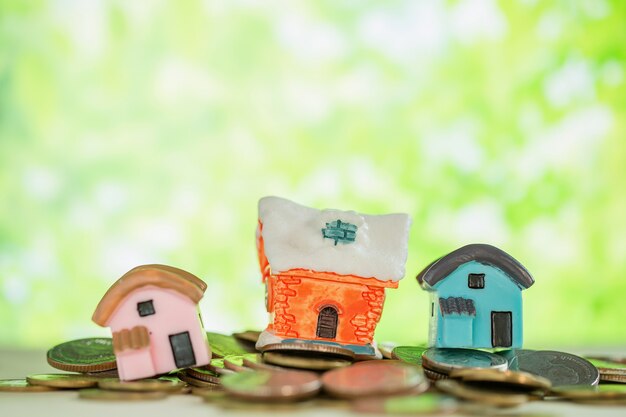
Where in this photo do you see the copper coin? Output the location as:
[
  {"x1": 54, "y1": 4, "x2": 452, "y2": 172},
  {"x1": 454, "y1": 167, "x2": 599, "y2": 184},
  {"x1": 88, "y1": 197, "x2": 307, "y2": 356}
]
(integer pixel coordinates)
[
  {"x1": 261, "y1": 343, "x2": 355, "y2": 360},
  {"x1": 353, "y1": 393, "x2": 458, "y2": 415},
  {"x1": 98, "y1": 377, "x2": 184, "y2": 392},
  {"x1": 435, "y1": 379, "x2": 529, "y2": 408},
  {"x1": 0, "y1": 379, "x2": 58, "y2": 392},
  {"x1": 322, "y1": 361, "x2": 428, "y2": 399},
  {"x1": 422, "y1": 348, "x2": 508, "y2": 375},
  {"x1": 221, "y1": 370, "x2": 321, "y2": 402},
  {"x1": 263, "y1": 351, "x2": 352, "y2": 371},
  {"x1": 449, "y1": 368, "x2": 552, "y2": 391},
  {"x1": 79, "y1": 388, "x2": 168, "y2": 401},
  {"x1": 224, "y1": 354, "x2": 256, "y2": 372},
  {"x1": 26, "y1": 373, "x2": 101, "y2": 389},
  {"x1": 206, "y1": 359, "x2": 236, "y2": 376},
  {"x1": 46, "y1": 338, "x2": 117, "y2": 373},
  {"x1": 351, "y1": 359, "x2": 402, "y2": 366},
  {"x1": 184, "y1": 368, "x2": 221, "y2": 384}
]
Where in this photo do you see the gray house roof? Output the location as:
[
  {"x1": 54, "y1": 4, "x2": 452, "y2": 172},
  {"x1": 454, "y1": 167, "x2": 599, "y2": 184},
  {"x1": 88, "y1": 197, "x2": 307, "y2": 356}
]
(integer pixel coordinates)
[
  {"x1": 416, "y1": 244, "x2": 534, "y2": 290},
  {"x1": 439, "y1": 297, "x2": 476, "y2": 316}
]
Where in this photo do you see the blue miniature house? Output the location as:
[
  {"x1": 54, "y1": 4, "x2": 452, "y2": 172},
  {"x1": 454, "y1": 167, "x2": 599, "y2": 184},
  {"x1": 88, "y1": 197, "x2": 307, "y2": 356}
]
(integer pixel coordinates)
[{"x1": 417, "y1": 244, "x2": 534, "y2": 349}]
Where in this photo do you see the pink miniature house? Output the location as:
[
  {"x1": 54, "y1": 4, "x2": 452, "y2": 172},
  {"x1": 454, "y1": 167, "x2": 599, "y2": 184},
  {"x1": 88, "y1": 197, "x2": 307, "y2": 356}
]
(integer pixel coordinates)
[{"x1": 92, "y1": 264, "x2": 211, "y2": 381}]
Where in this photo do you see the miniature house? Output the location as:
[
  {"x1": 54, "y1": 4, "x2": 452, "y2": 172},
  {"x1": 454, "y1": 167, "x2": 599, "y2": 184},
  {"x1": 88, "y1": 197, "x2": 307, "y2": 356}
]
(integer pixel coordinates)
[
  {"x1": 416, "y1": 244, "x2": 534, "y2": 349},
  {"x1": 255, "y1": 196, "x2": 412, "y2": 358},
  {"x1": 92, "y1": 264, "x2": 211, "y2": 380}
]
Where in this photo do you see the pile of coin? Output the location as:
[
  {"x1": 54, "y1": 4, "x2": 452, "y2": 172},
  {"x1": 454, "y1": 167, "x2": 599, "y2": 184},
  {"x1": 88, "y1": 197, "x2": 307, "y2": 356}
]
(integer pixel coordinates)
[{"x1": 2, "y1": 331, "x2": 626, "y2": 413}]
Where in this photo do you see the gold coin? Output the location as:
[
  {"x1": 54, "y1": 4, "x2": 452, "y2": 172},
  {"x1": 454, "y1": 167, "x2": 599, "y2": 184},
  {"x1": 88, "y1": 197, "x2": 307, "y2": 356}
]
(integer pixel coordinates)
[
  {"x1": 261, "y1": 343, "x2": 355, "y2": 360},
  {"x1": 178, "y1": 371, "x2": 221, "y2": 388},
  {"x1": 211, "y1": 395, "x2": 316, "y2": 411},
  {"x1": 26, "y1": 373, "x2": 100, "y2": 389},
  {"x1": 98, "y1": 377, "x2": 184, "y2": 392},
  {"x1": 79, "y1": 388, "x2": 168, "y2": 401},
  {"x1": 423, "y1": 368, "x2": 449, "y2": 382},
  {"x1": 263, "y1": 351, "x2": 352, "y2": 371},
  {"x1": 551, "y1": 384, "x2": 626, "y2": 400},
  {"x1": 449, "y1": 368, "x2": 552, "y2": 391},
  {"x1": 435, "y1": 379, "x2": 529, "y2": 408},
  {"x1": 0, "y1": 379, "x2": 58, "y2": 392},
  {"x1": 185, "y1": 368, "x2": 221, "y2": 384},
  {"x1": 571, "y1": 398, "x2": 626, "y2": 406},
  {"x1": 190, "y1": 385, "x2": 224, "y2": 398},
  {"x1": 352, "y1": 393, "x2": 458, "y2": 415}
]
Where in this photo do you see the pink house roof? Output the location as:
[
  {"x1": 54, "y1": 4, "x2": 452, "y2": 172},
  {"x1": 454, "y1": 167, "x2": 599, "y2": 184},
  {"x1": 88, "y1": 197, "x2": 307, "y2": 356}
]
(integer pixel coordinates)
[{"x1": 92, "y1": 264, "x2": 207, "y2": 327}]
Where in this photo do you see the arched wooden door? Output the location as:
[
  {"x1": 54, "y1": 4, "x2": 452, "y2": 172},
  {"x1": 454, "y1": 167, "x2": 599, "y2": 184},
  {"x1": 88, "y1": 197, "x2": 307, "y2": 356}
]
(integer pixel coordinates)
[{"x1": 316, "y1": 306, "x2": 338, "y2": 339}]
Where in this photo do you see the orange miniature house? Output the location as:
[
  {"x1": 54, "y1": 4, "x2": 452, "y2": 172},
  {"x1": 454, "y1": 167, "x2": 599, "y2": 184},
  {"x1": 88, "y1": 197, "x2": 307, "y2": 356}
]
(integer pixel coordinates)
[{"x1": 255, "y1": 196, "x2": 412, "y2": 358}]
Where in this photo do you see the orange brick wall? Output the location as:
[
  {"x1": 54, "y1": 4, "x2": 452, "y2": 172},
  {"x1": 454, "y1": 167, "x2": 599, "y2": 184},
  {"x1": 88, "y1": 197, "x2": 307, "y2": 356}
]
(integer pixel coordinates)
[{"x1": 266, "y1": 272, "x2": 390, "y2": 345}]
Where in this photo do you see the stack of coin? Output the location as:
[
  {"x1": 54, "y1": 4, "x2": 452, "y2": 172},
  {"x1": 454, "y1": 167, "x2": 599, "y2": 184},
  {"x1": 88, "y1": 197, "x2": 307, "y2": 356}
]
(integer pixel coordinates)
[
  {"x1": 9, "y1": 331, "x2": 626, "y2": 413},
  {"x1": 586, "y1": 358, "x2": 626, "y2": 383},
  {"x1": 46, "y1": 337, "x2": 118, "y2": 375}
]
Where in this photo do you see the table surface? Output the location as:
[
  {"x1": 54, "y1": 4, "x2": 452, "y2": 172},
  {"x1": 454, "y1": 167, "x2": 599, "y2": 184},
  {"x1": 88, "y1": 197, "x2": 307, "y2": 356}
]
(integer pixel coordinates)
[{"x1": 1, "y1": 348, "x2": 626, "y2": 417}]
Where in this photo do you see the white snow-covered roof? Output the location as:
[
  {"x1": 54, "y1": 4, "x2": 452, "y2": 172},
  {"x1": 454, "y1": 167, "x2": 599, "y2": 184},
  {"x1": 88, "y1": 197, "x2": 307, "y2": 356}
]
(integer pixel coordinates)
[{"x1": 258, "y1": 196, "x2": 412, "y2": 282}]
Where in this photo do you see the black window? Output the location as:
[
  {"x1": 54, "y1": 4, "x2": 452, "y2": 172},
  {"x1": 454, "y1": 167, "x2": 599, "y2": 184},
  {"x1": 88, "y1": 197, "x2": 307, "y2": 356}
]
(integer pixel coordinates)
[
  {"x1": 137, "y1": 300, "x2": 155, "y2": 317},
  {"x1": 468, "y1": 273, "x2": 485, "y2": 289},
  {"x1": 431, "y1": 302, "x2": 434, "y2": 317}
]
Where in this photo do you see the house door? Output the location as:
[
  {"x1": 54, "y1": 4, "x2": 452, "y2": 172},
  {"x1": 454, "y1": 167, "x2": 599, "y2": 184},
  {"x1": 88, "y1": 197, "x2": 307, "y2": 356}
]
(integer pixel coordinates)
[
  {"x1": 169, "y1": 331, "x2": 196, "y2": 368},
  {"x1": 491, "y1": 312, "x2": 512, "y2": 347},
  {"x1": 316, "y1": 306, "x2": 338, "y2": 339}
]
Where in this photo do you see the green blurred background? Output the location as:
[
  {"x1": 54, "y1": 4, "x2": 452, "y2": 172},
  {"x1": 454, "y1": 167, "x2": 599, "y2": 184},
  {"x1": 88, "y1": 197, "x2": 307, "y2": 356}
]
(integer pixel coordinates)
[{"x1": 1, "y1": 0, "x2": 625, "y2": 349}]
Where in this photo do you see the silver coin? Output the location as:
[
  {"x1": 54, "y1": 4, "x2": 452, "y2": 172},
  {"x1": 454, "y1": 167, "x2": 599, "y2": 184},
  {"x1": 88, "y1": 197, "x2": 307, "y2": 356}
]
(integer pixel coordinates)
[
  {"x1": 422, "y1": 348, "x2": 508, "y2": 375},
  {"x1": 514, "y1": 350, "x2": 599, "y2": 387}
]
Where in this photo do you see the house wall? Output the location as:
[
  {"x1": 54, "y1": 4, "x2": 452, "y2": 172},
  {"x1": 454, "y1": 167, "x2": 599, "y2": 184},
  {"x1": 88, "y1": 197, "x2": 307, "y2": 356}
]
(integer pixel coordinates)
[
  {"x1": 429, "y1": 261, "x2": 524, "y2": 348},
  {"x1": 268, "y1": 273, "x2": 387, "y2": 345},
  {"x1": 107, "y1": 285, "x2": 210, "y2": 374}
]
